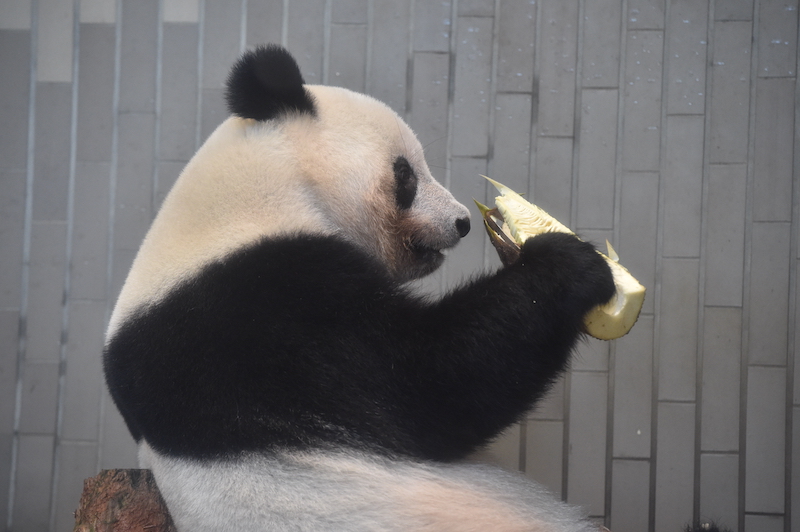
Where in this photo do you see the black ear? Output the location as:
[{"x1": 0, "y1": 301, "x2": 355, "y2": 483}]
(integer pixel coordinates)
[{"x1": 225, "y1": 44, "x2": 317, "y2": 121}]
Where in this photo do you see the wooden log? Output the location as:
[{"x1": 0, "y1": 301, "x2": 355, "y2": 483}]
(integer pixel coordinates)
[{"x1": 73, "y1": 469, "x2": 176, "y2": 532}]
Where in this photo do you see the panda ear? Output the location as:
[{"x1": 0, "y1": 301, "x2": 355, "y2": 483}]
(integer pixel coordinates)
[{"x1": 225, "y1": 44, "x2": 317, "y2": 121}]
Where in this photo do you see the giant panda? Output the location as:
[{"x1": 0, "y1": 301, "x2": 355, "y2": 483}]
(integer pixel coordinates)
[{"x1": 103, "y1": 44, "x2": 616, "y2": 532}]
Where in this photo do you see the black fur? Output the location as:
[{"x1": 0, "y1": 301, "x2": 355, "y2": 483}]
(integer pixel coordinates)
[
  {"x1": 225, "y1": 44, "x2": 316, "y2": 120},
  {"x1": 393, "y1": 156, "x2": 417, "y2": 210},
  {"x1": 105, "y1": 232, "x2": 614, "y2": 461}
]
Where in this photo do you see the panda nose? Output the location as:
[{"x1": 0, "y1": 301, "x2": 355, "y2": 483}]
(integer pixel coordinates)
[{"x1": 455, "y1": 217, "x2": 471, "y2": 238}]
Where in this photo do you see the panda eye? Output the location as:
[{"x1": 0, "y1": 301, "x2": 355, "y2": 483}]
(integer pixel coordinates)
[{"x1": 393, "y1": 156, "x2": 417, "y2": 210}]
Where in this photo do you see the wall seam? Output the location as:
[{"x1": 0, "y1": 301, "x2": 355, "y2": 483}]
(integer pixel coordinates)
[{"x1": 7, "y1": 0, "x2": 39, "y2": 525}]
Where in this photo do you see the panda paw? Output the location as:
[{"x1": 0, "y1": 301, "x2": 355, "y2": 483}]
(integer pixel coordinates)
[{"x1": 515, "y1": 232, "x2": 616, "y2": 313}]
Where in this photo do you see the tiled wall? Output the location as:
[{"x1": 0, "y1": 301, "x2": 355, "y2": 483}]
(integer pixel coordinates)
[{"x1": 0, "y1": 0, "x2": 797, "y2": 531}]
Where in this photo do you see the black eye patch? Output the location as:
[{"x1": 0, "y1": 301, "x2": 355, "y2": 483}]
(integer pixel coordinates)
[{"x1": 393, "y1": 156, "x2": 417, "y2": 210}]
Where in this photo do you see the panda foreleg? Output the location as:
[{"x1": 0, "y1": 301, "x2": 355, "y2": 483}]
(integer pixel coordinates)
[{"x1": 386, "y1": 232, "x2": 615, "y2": 460}]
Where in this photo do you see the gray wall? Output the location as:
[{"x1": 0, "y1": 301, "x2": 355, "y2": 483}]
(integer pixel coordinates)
[{"x1": 1, "y1": 0, "x2": 797, "y2": 531}]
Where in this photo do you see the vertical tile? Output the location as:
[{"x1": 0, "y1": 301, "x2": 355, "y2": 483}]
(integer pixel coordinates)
[
  {"x1": 582, "y1": 0, "x2": 622, "y2": 89},
  {"x1": 0, "y1": 311, "x2": 17, "y2": 529},
  {"x1": 114, "y1": 112, "x2": 155, "y2": 251},
  {"x1": 26, "y1": 222, "x2": 67, "y2": 363},
  {"x1": 200, "y1": 87, "x2": 227, "y2": 143},
  {"x1": 0, "y1": 0, "x2": 32, "y2": 29},
  {"x1": 286, "y1": 0, "x2": 326, "y2": 84},
  {"x1": 0, "y1": 431, "x2": 11, "y2": 528},
  {"x1": 33, "y1": 82, "x2": 72, "y2": 222},
  {"x1": 665, "y1": 0, "x2": 709, "y2": 114},
  {"x1": 473, "y1": 423, "x2": 521, "y2": 472},
  {"x1": 580, "y1": 227, "x2": 613, "y2": 247},
  {"x1": 329, "y1": 23, "x2": 368, "y2": 92},
  {"x1": 76, "y1": 23, "x2": 116, "y2": 163},
  {"x1": 367, "y1": 0, "x2": 410, "y2": 115},
  {"x1": 160, "y1": 22, "x2": 199, "y2": 162},
  {"x1": 0, "y1": 311, "x2": 19, "y2": 431},
  {"x1": 662, "y1": 115, "x2": 704, "y2": 257},
  {"x1": 332, "y1": 0, "x2": 368, "y2": 23},
  {"x1": 572, "y1": 335, "x2": 610, "y2": 373},
  {"x1": 163, "y1": 0, "x2": 199, "y2": 23},
  {"x1": 71, "y1": 162, "x2": 110, "y2": 301},
  {"x1": 745, "y1": 366, "x2": 786, "y2": 514},
  {"x1": 0, "y1": 169, "x2": 27, "y2": 308},
  {"x1": 707, "y1": 21, "x2": 752, "y2": 164},
  {"x1": 491, "y1": 93, "x2": 532, "y2": 189},
  {"x1": 627, "y1": 0, "x2": 665, "y2": 29},
  {"x1": 576, "y1": 89, "x2": 618, "y2": 230},
  {"x1": 748, "y1": 222, "x2": 791, "y2": 366},
  {"x1": 658, "y1": 258, "x2": 699, "y2": 401},
  {"x1": 532, "y1": 136, "x2": 573, "y2": 224},
  {"x1": 413, "y1": 0, "x2": 451, "y2": 52},
  {"x1": 408, "y1": 52, "x2": 450, "y2": 176},
  {"x1": 118, "y1": 0, "x2": 158, "y2": 114},
  {"x1": 458, "y1": 0, "x2": 493, "y2": 16},
  {"x1": 796, "y1": 286, "x2": 800, "y2": 403},
  {"x1": 619, "y1": 171, "x2": 658, "y2": 314},
  {"x1": 80, "y1": 0, "x2": 116, "y2": 23},
  {"x1": 525, "y1": 420, "x2": 564, "y2": 499},
  {"x1": 793, "y1": 407, "x2": 800, "y2": 529},
  {"x1": 202, "y1": 1, "x2": 242, "y2": 89},
  {"x1": 0, "y1": 30, "x2": 31, "y2": 169},
  {"x1": 715, "y1": 0, "x2": 753, "y2": 20},
  {"x1": 61, "y1": 300, "x2": 106, "y2": 441},
  {"x1": 610, "y1": 459, "x2": 650, "y2": 532},
  {"x1": 496, "y1": 0, "x2": 536, "y2": 93},
  {"x1": 445, "y1": 157, "x2": 487, "y2": 288},
  {"x1": 53, "y1": 443, "x2": 98, "y2": 531},
  {"x1": 614, "y1": 315, "x2": 654, "y2": 458},
  {"x1": 700, "y1": 307, "x2": 741, "y2": 452},
  {"x1": 744, "y1": 514, "x2": 784, "y2": 532},
  {"x1": 622, "y1": 30, "x2": 663, "y2": 172},
  {"x1": 567, "y1": 371, "x2": 608, "y2": 516},
  {"x1": 36, "y1": 0, "x2": 74, "y2": 83},
  {"x1": 528, "y1": 376, "x2": 566, "y2": 421},
  {"x1": 18, "y1": 361, "x2": 59, "y2": 434},
  {"x1": 200, "y1": 2, "x2": 242, "y2": 142},
  {"x1": 654, "y1": 402, "x2": 695, "y2": 532},
  {"x1": 245, "y1": 0, "x2": 282, "y2": 46},
  {"x1": 12, "y1": 435, "x2": 54, "y2": 531},
  {"x1": 753, "y1": 78, "x2": 795, "y2": 222},
  {"x1": 757, "y1": 0, "x2": 798, "y2": 78},
  {"x1": 699, "y1": 453, "x2": 739, "y2": 528},
  {"x1": 704, "y1": 164, "x2": 746, "y2": 307},
  {"x1": 538, "y1": 0, "x2": 578, "y2": 137},
  {"x1": 100, "y1": 390, "x2": 139, "y2": 469},
  {"x1": 451, "y1": 17, "x2": 493, "y2": 157}
]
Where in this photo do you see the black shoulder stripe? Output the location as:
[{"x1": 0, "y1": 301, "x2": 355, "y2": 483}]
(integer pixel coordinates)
[{"x1": 225, "y1": 44, "x2": 317, "y2": 121}]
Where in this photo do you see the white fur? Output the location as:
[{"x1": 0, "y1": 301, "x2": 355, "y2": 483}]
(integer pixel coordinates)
[
  {"x1": 139, "y1": 442, "x2": 598, "y2": 532},
  {"x1": 107, "y1": 85, "x2": 468, "y2": 339}
]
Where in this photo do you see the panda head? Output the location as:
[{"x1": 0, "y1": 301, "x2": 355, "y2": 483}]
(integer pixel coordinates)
[
  {"x1": 109, "y1": 45, "x2": 469, "y2": 335},
  {"x1": 222, "y1": 44, "x2": 471, "y2": 282}
]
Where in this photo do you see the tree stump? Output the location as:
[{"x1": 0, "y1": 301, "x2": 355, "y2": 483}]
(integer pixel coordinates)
[{"x1": 73, "y1": 469, "x2": 176, "y2": 532}]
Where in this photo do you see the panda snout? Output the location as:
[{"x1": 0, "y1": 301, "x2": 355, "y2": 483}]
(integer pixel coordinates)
[{"x1": 455, "y1": 217, "x2": 470, "y2": 238}]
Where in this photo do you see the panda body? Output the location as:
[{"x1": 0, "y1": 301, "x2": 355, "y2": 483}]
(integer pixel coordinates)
[{"x1": 104, "y1": 45, "x2": 614, "y2": 531}]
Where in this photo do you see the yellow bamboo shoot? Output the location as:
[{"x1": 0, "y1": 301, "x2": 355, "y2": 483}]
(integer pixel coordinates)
[{"x1": 477, "y1": 176, "x2": 645, "y2": 340}]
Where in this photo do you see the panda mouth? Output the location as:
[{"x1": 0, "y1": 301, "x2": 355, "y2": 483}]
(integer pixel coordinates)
[
  {"x1": 408, "y1": 241, "x2": 447, "y2": 275},
  {"x1": 411, "y1": 243, "x2": 444, "y2": 261}
]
